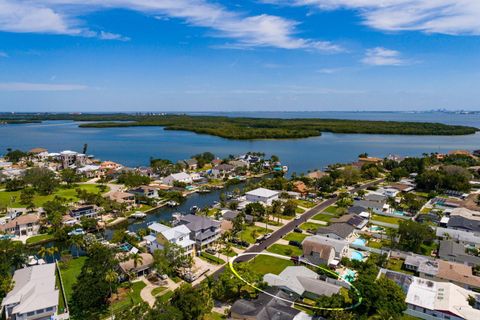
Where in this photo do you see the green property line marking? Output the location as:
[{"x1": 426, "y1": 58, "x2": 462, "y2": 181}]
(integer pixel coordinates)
[{"x1": 228, "y1": 252, "x2": 363, "y2": 311}]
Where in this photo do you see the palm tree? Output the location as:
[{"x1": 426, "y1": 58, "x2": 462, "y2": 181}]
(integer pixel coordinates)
[
  {"x1": 46, "y1": 246, "x2": 58, "y2": 261},
  {"x1": 69, "y1": 235, "x2": 84, "y2": 258},
  {"x1": 105, "y1": 269, "x2": 118, "y2": 319},
  {"x1": 131, "y1": 252, "x2": 143, "y2": 269},
  {"x1": 37, "y1": 247, "x2": 48, "y2": 259}
]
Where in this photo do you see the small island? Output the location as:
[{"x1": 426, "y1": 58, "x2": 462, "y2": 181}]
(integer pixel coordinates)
[{"x1": 0, "y1": 113, "x2": 478, "y2": 139}]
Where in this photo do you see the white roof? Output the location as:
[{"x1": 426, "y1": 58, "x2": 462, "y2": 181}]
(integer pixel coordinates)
[
  {"x1": 77, "y1": 165, "x2": 100, "y2": 172},
  {"x1": 246, "y1": 188, "x2": 279, "y2": 198},
  {"x1": 1, "y1": 264, "x2": 59, "y2": 315},
  {"x1": 406, "y1": 277, "x2": 480, "y2": 320},
  {"x1": 440, "y1": 216, "x2": 450, "y2": 224},
  {"x1": 161, "y1": 224, "x2": 191, "y2": 241},
  {"x1": 60, "y1": 150, "x2": 77, "y2": 155},
  {"x1": 148, "y1": 222, "x2": 170, "y2": 234},
  {"x1": 168, "y1": 172, "x2": 191, "y2": 181}
]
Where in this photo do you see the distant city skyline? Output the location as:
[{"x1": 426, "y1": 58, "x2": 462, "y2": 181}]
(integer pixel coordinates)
[{"x1": 1, "y1": 0, "x2": 479, "y2": 111}]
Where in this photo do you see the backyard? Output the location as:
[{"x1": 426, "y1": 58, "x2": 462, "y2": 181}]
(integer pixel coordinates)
[
  {"x1": 267, "y1": 244, "x2": 302, "y2": 257},
  {"x1": 311, "y1": 213, "x2": 333, "y2": 223},
  {"x1": 371, "y1": 214, "x2": 403, "y2": 225},
  {"x1": 59, "y1": 256, "x2": 87, "y2": 303},
  {"x1": 299, "y1": 222, "x2": 323, "y2": 232},
  {"x1": 238, "y1": 225, "x2": 272, "y2": 244},
  {"x1": 111, "y1": 281, "x2": 146, "y2": 314},
  {"x1": 0, "y1": 184, "x2": 108, "y2": 208},
  {"x1": 245, "y1": 255, "x2": 294, "y2": 276},
  {"x1": 283, "y1": 232, "x2": 308, "y2": 243}
]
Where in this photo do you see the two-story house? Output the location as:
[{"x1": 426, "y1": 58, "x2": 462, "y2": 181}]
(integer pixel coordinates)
[
  {"x1": 178, "y1": 214, "x2": 221, "y2": 250},
  {"x1": 143, "y1": 222, "x2": 195, "y2": 256}
]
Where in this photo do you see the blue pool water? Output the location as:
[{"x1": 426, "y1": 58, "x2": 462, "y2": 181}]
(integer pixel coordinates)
[
  {"x1": 342, "y1": 269, "x2": 357, "y2": 282},
  {"x1": 393, "y1": 210, "x2": 406, "y2": 216},
  {"x1": 370, "y1": 226, "x2": 384, "y2": 232},
  {"x1": 351, "y1": 251, "x2": 364, "y2": 261},
  {"x1": 352, "y1": 238, "x2": 367, "y2": 246}
]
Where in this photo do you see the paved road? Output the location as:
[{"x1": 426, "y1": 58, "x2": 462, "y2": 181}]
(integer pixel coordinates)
[{"x1": 209, "y1": 178, "x2": 385, "y2": 278}]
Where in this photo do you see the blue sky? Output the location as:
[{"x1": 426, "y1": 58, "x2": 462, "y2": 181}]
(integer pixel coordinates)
[{"x1": 0, "y1": 0, "x2": 479, "y2": 112}]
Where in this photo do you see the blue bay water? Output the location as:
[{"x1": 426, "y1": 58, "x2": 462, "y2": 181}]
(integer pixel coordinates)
[{"x1": 1, "y1": 112, "x2": 479, "y2": 175}]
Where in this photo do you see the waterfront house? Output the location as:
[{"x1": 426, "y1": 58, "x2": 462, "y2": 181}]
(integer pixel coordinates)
[
  {"x1": 1, "y1": 264, "x2": 60, "y2": 320},
  {"x1": 230, "y1": 288, "x2": 311, "y2": 320},
  {"x1": 264, "y1": 266, "x2": 341, "y2": 299},
  {"x1": 302, "y1": 235, "x2": 348, "y2": 260},
  {"x1": 69, "y1": 205, "x2": 98, "y2": 220},
  {"x1": 211, "y1": 163, "x2": 235, "y2": 178},
  {"x1": 59, "y1": 150, "x2": 87, "y2": 169},
  {"x1": 307, "y1": 170, "x2": 327, "y2": 180},
  {"x1": 77, "y1": 164, "x2": 101, "y2": 178},
  {"x1": 163, "y1": 172, "x2": 193, "y2": 186},
  {"x1": 144, "y1": 223, "x2": 195, "y2": 255},
  {"x1": 245, "y1": 188, "x2": 279, "y2": 204},
  {"x1": 179, "y1": 214, "x2": 221, "y2": 250},
  {"x1": 0, "y1": 214, "x2": 40, "y2": 237},
  {"x1": 118, "y1": 252, "x2": 154, "y2": 279},
  {"x1": 302, "y1": 240, "x2": 336, "y2": 266},
  {"x1": 128, "y1": 186, "x2": 157, "y2": 198},
  {"x1": 107, "y1": 191, "x2": 136, "y2": 206}
]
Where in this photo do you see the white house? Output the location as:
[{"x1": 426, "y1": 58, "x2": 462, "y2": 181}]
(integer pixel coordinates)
[
  {"x1": 405, "y1": 277, "x2": 480, "y2": 320},
  {"x1": 1, "y1": 264, "x2": 61, "y2": 320},
  {"x1": 163, "y1": 172, "x2": 193, "y2": 186},
  {"x1": 245, "y1": 188, "x2": 279, "y2": 204},
  {"x1": 0, "y1": 214, "x2": 40, "y2": 237},
  {"x1": 144, "y1": 222, "x2": 195, "y2": 256}
]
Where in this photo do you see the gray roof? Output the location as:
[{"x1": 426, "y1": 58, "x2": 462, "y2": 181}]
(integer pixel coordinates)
[
  {"x1": 348, "y1": 206, "x2": 368, "y2": 215},
  {"x1": 353, "y1": 199, "x2": 384, "y2": 210},
  {"x1": 438, "y1": 240, "x2": 480, "y2": 265},
  {"x1": 317, "y1": 223, "x2": 355, "y2": 239},
  {"x1": 365, "y1": 193, "x2": 387, "y2": 203},
  {"x1": 180, "y1": 214, "x2": 220, "y2": 232},
  {"x1": 447, "y1": 216, "x2": 480, "y2": 233},
  {"x1": 230, "y1": 288, "x2": 301, "y2": 320}
]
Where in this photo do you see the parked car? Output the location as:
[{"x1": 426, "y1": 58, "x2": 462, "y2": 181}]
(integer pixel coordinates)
[
  {"x1": 288, "y1": 240, "x2": 302, "y2": 248},
  {"x1": 293, "y1": 227, "x2": 303, "y2": 233},
  {"x1": 205, "y1": 248, "x2": 216, "y2": 255}
]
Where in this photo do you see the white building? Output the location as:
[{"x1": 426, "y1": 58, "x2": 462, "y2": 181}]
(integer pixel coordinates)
[
  {"x1": 162, "y1": 172, "x2": 193, "y2": 186},
  {"x1": 144, "y1": 223, "x2": 195, "y2": 256},
  {"x1": 405, "y1": 277, "x2": 480, "y2": 320},
  {"x1": 1, "y1": 264, "x2": 61, "y2": 320},
  {"x1": 245, "y1": 188, "x2": 279, "y2": 204}
]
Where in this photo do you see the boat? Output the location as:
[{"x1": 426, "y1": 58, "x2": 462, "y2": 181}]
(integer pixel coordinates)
[
  {"x1": 198, "y1": 188, "x2": 211, "y2": 193},
  {"x1": 190, "y1": 206, "x2": 199, "y2": 214},
  {"x1": 166, "y1": 200, "x2": 179, "y2": 207},
  {"x1": 68, "y1": 228, "x2": 86, "y2": 236},
  {"x1": 282, "y1": 165, "x2": 288, "y2": 172},
  {"x1": 131, "y1": 211, "x2": 147, "y2": 219}
]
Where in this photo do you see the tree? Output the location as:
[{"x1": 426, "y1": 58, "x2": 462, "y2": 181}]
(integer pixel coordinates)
[
  {"x1": 282, "y1": 200, "x2": 297, "y2": 216},
  {"x1": 245, "y1": 202, "x2": 266, "y2": 221},
  {"x1": 131, "y1": 252, "x2": 144, "y2": 269},
  {"x1": 213, "y1": 264, "x2": 263, "y2": 302},
  {"x1": 397, "y1": 220, "x2": 435, "y2": 253},
  {"x1": 4, "y1": 149, "x2": 27, "y2": 163},
  {"x1": 70, "y1": 243, "x2": 119, "y2": 318},
  {"x1": 117, "y1": 172, "x2": 151, "y2": 188},
  {"x1": 105, "y1": 269, "x2": 118, "y2": 319},
  {"x1": 23, "y1": 167, "x2": 58, "y2": 194},
  {"x1": 170, "y1": 284, "x2": 213, "y2": 320},
  {"x1": 373, "y1": 277, "x2": 407, "y2": 319},
  {"x1": 5, "y1": 178, "x2": 25, "y2": 191},
  {"x1": 19, "y1": 187, "x2": 35, "y2": 209},
  {"x1": 153, "y1": 242, "x2": 193, "y2": 276},
  {"x1": 69, "y1": 235, "x2": 85, "y2": 258},
  {"x1": 61, "y1": 168, "x2": 80, "y2": 186},
  {"x1": 0, "y1": 240, "x2": 26, "y2": 303}
]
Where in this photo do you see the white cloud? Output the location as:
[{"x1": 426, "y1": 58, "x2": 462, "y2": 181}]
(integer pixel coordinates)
[
  {"x1": 0, "y1": 82, "x2": 87, "y2": 91},
  {"x1": 362, "y1": 47, "x2": 409, "y2": 66},
  {"x1": 0, "y1": 0, "x2": 341, "y2": 51},
  {"x1": 98, "y1": 31, "x2": 130, "y2": 41},
  {"x1": 266, "y1": 0, "x2": 480, "y2": 35}
]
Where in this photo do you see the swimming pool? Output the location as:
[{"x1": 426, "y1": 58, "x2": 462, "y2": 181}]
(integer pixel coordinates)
[
  {"x1": 342, "y1": 269, "x2": 357, "y2": 282},
  {"x1": 352, "y1": 238, "x2": 367, "y2": 246},
  {"x1": 393, "y1": 210, "x2": 406, "y2": 216},
  {"x1": 370, "y1": 226, "x2": 384, "y2": 232},
  {"x1": 351, "y1": 250, "x2": 364, "y2": 261}
]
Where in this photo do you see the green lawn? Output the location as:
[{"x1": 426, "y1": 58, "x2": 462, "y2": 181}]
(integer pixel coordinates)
[
  {"x1": 267, "y1": 244, "x2": 302, "y2": 257},
  {"x1": 324, "y1": 205, "x2": 339, "y2": 215},
  {"x1": 0, "y1": 184, "x2": 109, "y2": 208},
  {"x1": 26, "y1": 233, "x2": 55, "y2": 245},
  {"x1": 246, "y1": 255, "x2": 294, "y2": 276},
  {"x1": 199, "y1": 252, "x2": 226, "y2": 265},
  {"x1": 386, "y1": 258, "x2": 414, "y2": 275},
  {"x1": 311, "y1": 213, "x2": 333, "y2": 223},
  {"x1": 299, "y1": 222, "x2": 322, "y2": 231},
  {"x1": 296, "y1": 207, "x2": 306, "y2": 214},
  {"x1": 283, "y1": 232, "x2": 308, "y2": 243},
  {"x1": 367, "y1": 240, "x2": 383, "y2": 249},
  {"x1": 59, "y1": 256, "x2": 87, "y2": 303},
  {"x1": 111, "y1": 281, "x2": 146, "y2": 314},
  {"x1": 238, "y1": 225, "x2": 272, "y2": 244},
  {"x1": 371, "y1": 214, "x2": 403, "y2": 225},
  {"x1": 151, "y1": 286, "x2": 167, "y2": 296},
  {"x1": 294, "y1": 199, "x2": 316, "y2": 208},
  {"x1": 203, "y1": 312, "x2": 226, "y2": 320},
  {"x1": 158, "y1": 290, "x2": 174, "y2": 303}
]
